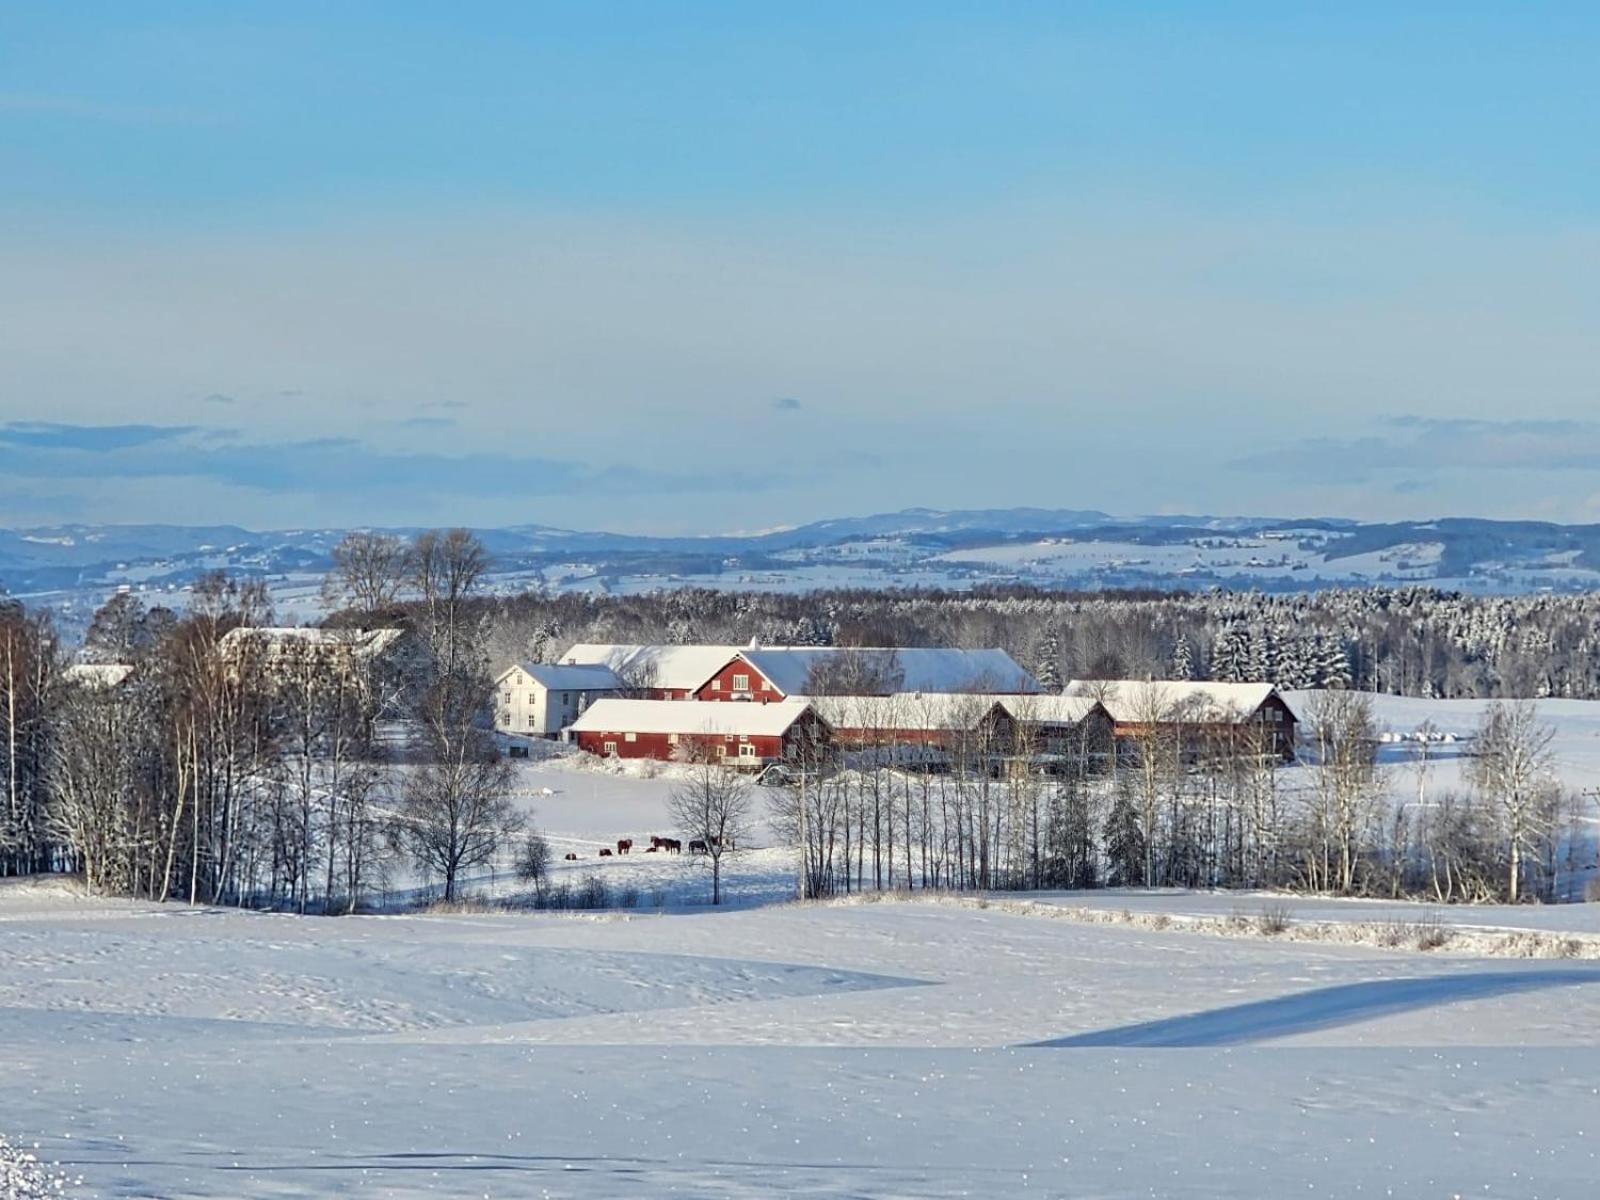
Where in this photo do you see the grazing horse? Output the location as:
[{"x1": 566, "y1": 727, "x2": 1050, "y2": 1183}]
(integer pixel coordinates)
[
  {"x1": 662, "y1": 837, "x2": 682, "y2": 854},
  {"x1": 563, "y1": 852, "x2": 579, "y2": 861},
  {"x1": 616, "y1": 838, "x2": 633, "y2": 855},
  {"x1": 598, "y1": 847, "x2": 613, "y2": 857},
  {"x1": 688, "y1": 839, "x2": 708, "y2": 855}
]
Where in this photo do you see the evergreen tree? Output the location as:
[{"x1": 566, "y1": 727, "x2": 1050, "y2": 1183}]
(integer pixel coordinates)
[
  {"x1": 1170, "y1": 633, "x2": 1194, "y2": 681},
  {"x1": 1103, "y1": 792, "x2": 1147, "y2": 887}
]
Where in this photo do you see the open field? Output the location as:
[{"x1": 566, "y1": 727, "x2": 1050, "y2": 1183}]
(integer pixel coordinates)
[
  {"x1": 5, "y1": 879, "x2": 1600, "y2": 1198},
  {"x1": 8, "y1": 691, "x2": 1600, "y2": 1198}
]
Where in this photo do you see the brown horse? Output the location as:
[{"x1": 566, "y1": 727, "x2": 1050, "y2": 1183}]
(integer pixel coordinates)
[{"x1": 617, "y1": 839, "x2": 633, "y2": 855}]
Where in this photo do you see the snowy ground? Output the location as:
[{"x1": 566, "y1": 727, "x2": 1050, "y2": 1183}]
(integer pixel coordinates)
[
  {"x1": 9, "y1": 700, "x2": 1600, "y2": 1198},
  {"x1": 6, "y1": 879, "x2": 1600, "y2": 1198}
]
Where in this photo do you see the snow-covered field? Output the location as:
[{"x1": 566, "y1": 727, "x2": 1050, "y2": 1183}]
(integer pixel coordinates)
[
  {"x1": 6, "y1": 877, "x2": 1600, "y2": 1198},
  {"x1": 8, "y1": 696, "x2": 1600, "y2": 1198}
]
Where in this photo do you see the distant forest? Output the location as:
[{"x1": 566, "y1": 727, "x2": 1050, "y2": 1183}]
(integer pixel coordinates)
[{"x1": 460, "y1": 585, "x2": 1600, "y2": 701}]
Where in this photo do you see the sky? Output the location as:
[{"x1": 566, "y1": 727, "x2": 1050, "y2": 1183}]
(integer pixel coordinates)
[{"x1": 2, "y1": 1, "x2": 1599, "y2": 534}]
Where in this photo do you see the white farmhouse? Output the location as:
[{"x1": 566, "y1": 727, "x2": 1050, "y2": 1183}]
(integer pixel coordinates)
[{"x1": 495, "y1": 661, "x2": 623, "y2": 738}]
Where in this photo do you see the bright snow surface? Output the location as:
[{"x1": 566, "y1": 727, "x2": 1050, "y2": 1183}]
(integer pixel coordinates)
[{"x1": 7, "y1": 700, "x2": 1600, "y2": 1198}]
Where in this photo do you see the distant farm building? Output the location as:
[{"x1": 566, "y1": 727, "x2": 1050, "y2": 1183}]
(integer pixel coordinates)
[
  {"x1": 817, "y1": 692, "x2": 1114, "y2": 773},
  {"x1": 495, "y1": 661, "x2": 622, "y2": 738},
  {"x1": 692, "y1": 646, "x2": 1041, "y2": 701},
  {"x1": 559, "y1": 643, "x2": 745, "y2": 699},
  {"x1": 1066, "y1": 680, "x2": 1298, "y2": 762},
  {"x1": 62, "y1": 662, "x2": 135, "y2": 690},
  {"x1": 568, "y1": 698, "x2": 828, "y2": 766}
]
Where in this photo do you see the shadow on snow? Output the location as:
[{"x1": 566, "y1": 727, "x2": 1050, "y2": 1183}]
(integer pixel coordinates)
[{"x1": 1033, "y1": 968, "x2": 1600, "y2": 1048}]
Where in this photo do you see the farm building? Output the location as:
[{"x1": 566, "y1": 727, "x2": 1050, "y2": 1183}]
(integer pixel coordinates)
[
  {"x1": 1065, "y1": 680, "x2": 1298, "y2": 762},
  {"x1": 567, "y1": 698, "x2": 828, "y2": 766},
  {"x1": 693, "y1": 646, "x2": 1041, "y2": 701},
  {"x1": 217, "y1": 626, "x2": 427, "y2": 716},
  {"x1": 559, "y1": 643, "x2": 744, "y2": 700},
  {"x1": 816, "y1": 692, "x2": 1114, "y2": 773},
  {"x1": 990, "y1": 695, "x2": 1116, "y2": 765},
  {"x1": 62, "y1": 662, "x2": 135, "y2": 690},
  {"x1": 494, "y1": 661, "x2": 622, "y2": 738}
]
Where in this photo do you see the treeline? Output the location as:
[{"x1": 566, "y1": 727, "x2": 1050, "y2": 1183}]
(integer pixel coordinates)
[
  {"x1": 1, "y1": 532, "x2": 525, "y2": 903},
  {"x1": 471, "y1": 583, "x2": 1600, "y2": 701},
  {"x1": 770, "y1": 691, "x2": 1590, "y2": 905}
]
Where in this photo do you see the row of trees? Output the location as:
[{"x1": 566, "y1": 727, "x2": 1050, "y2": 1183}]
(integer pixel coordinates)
[
  {"x1": 767, "y1": 691, "x2": 1588, "y2": 905},
  {"x1": 460, "y1": 584, "x2": 1600, "y2": 702},
  {"x1": 2, "y1": 531, "x2": 526, "y2": 908}
]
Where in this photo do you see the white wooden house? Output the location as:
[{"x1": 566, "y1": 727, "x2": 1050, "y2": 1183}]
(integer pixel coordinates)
[{"x1": 495, "y1": 661, "x2": 623, "y2": 738}]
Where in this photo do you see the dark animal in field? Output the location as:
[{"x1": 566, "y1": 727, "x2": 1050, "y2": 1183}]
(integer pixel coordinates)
[
  {"x1": 598, "y1": 848, "x2": 613, "y2": 857},
  {"x1": 645, "y1": 846, "x2": 658, "y2": 853},
  {"x1": 661, "y1": 837, "x2": 682, "y2": 854},
  {"x1": 649, "y1": 836, "x2": 666, "y2": 850},
  {"x1": 563, "y1": 852, "x2": 579, "y2": 861},
  {"x1": 689, "y1": 839, "x2": 708, "y2": 855},
  {"x1": 617, "y1": 839, "x2": 633, "y2": 855}
]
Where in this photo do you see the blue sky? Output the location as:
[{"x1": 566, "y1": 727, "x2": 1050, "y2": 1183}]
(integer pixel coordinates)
[{"x1": 2, "y1": 2, "x2": 1598, "y2": 531}]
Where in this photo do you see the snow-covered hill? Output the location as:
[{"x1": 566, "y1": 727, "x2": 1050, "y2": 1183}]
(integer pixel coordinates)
[{"x1": 6, "y1": 509, "x2": 1600, "y2": 641}]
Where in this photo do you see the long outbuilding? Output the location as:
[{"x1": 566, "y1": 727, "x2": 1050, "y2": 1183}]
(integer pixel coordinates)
[{"x1": 567, "y1": 698, "x2": 827, "y2": 766}]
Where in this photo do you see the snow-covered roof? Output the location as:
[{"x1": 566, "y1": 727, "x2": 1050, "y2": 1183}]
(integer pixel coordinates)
[
  {"x1": 993, "y1": 694, "x2": 1107, "y2": 726},
  {"x1": 220, "y1": 626, "x2": 406, "y2": 660},
  {"x1": 1065, "y1": 680, "x2": 1291, "y2": 724},
  {"x1": 569, "y1": 698, "x2": 817, "y2": 737},
  {"x1": 814, "y1": 692, "x2": 1005, "y2": 732},
  {"x1": 738, "y1": 647, "x2": 1040, "y2": 697},
  {"x1": 63, "y1": 662, "x2": 133, "y2": 689},
  {"x1": 560, "y1": 643, "x2": 743, "y2": 691},
  {"x1": 497, "y1": 661, "x2": 623, "y2": 690}
]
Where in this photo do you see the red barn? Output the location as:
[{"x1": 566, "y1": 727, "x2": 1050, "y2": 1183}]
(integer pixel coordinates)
[
  {"x1": 568, "y1": 698, "x2": 829, "y2": 766},
  {"x1": 692, "y1": 647, "x2": 1040, "y2": 701},
  {"x1": 1068, "y1": 680, "x2": 1299, "y2": 763}
]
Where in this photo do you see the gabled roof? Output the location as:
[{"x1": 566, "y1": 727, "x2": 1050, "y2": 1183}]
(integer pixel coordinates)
[
  {"x1": 220, "y1": 626, "x2": 406, "y2": 661},
  {"x1": 497, "y1": 661, "x2": 623, "y2": 690},
  {"x1": 560, "y1": 643, "x2": 742, "y2": 691},
  {"x1": 1065, "y1": 680, "x2": 1292, "y2": 724},
  {"x1": 569, "y1": 698, "x2": 817, "y2": 737},
  {"x1": 735, "y1": 647, "x2": 1040, "y2": 697},
  {"x1": 813, "y1": 692, "x2": 1005, "y2": 732},
  {"x1": 993, "y1": 694, "x2": 1107, "y2": 726},
  {"x1": 63, "y1": 662, "x2": 134, "y2": 689}
]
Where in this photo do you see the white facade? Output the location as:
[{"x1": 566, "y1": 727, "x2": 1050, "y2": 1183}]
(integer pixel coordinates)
[{"x1": 495, "y1": 662, "x2": 622, "y2": 738}]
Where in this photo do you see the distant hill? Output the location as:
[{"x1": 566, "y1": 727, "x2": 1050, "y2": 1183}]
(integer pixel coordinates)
[{"x1": 5, "y1": 508, "x2": 1600, "y2": 639}]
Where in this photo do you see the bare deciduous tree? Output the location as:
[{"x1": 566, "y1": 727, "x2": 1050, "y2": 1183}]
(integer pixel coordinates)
[
  {"x1": 322, "y1": 532, "x2": 412, "y2": 615},
  {"x1": 1471, "y1": 701, "x2": 1558, "y2": 902},
  {"x1": 669, "y1": 757, "x2": 754, "y2": 906}
]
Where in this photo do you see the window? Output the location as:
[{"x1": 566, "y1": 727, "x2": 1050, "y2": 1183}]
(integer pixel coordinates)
[
  {"x1": 527, "y1": 715, "x2": 537, "y2": 729},
  {"x1": 669, "y1": 733, "x2": 679, "y2": 745},
  {"x1": 738, "y1": 743, "x2": 757, "y2": 759},
  {"x1": 711, "y1": 679, "x2": 721, "y2": 691},
  {"x1": 603, "y1": 740, "x2": 618, "y2": 756},
  {"x1": 715, "y1": 744, "x2": 727, "y2": 759},
  {"x1": 529, "y1": 692, "x2": 537, "y2": 705},
  {"x1": 625, "y1": 731, "x2": 637, "y2": 743},
  {"x1": 732, "y1": 673, "x2": 750, "y2": 692}
]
